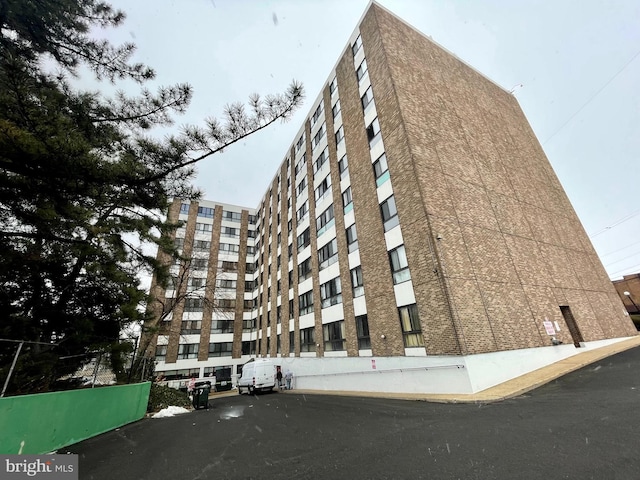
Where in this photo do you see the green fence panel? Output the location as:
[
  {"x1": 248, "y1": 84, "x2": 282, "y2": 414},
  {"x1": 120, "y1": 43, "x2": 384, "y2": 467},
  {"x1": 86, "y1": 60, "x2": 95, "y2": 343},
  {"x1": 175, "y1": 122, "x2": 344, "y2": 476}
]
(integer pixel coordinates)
[{"x1": 0, "y1": 382, "x2": 151, "y2": 454}]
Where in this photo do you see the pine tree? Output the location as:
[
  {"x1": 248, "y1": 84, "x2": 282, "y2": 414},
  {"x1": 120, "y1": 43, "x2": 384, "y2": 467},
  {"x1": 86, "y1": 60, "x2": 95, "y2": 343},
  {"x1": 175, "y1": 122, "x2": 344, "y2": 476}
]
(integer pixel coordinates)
[{"x1": 0, "y1": 0, "x2": 303, "y2": 394}]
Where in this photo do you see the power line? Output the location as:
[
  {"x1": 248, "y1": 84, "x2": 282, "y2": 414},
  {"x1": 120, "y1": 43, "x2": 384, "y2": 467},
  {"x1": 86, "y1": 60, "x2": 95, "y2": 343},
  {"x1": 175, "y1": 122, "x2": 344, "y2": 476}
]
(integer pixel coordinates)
[
  {"x1": 589, "y1": 208, "x2": 640, "y2": 238},
  {"x1": 600, "y1": 238, "x2": 640, "y2": 257},
  {"x1": 604, "y1": 249, "x2": 640, "y2": 268},
  {"x1": 608, "y1": 262, "x2": 640, "y2": 279},
  {"x1": 543, "y1": 47, "x2": 640, "y2": 145}
]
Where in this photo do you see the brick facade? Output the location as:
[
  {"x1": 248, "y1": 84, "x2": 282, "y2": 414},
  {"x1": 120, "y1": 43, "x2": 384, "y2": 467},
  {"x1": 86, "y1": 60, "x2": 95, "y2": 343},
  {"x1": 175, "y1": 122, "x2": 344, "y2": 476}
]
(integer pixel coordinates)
[{"x1": 146, "y1": 2, "x2": 635, "y2": 379}]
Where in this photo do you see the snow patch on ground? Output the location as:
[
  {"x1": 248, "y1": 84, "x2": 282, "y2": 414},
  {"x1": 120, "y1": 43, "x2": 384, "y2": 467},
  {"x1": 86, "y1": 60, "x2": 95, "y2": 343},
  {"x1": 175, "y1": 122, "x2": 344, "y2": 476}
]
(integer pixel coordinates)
[{"x1": 152, "y1": 406, "x2": 191, "y2": 418}]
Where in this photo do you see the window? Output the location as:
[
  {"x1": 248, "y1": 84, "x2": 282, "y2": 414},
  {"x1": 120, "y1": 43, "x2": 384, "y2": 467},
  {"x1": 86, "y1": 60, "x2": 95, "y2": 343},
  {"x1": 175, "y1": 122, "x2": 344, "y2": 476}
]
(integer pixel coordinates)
[
  {"x1": 313, "y1": 147, "x2": 329, "y2": 174},
  {"x1": 298, "y1": 258, "x2": 312, "y2": 282},
  {"x1": 219, "y1": 243, "x2": 240, "y2": 254},
  {"x1": 373, "y1": 153, "x2": 389, "y2": 186},
  {"x1": 318, "y1": 238, "x2": 338, "y2": 270},
  {"x1": 180, "y1": 203, "x2": 190, "y2": 214},
  {"x1": 248, "y1": 214, "x2": 257, "y2": 224},
  {"x1": 361, "y1": 85, "x2": 374, "y2": 111},
  {"x1": 177, "y1": 343, "x2": 198, "y2": 360},
  {"x1": 342, "y1": 187, "x2": 353, "y2": 212},
  {"x1": 246, "y1": 262, "x2": 256, "y2": 274},
  {"x1": 222, "y1": 226, "x2": 239, "y2": 237},
  {"x1": 247, "y1": 229, "x2": 257, "y2": 238},
  {"x1": 356, "y1": 315, "x2": 371, "y2": 350},
  {"x1": 399, "y1": 304, "x2": 424, "y2": 347},
  {"x1": 352, "y1": 35, "x2": 362, "y2": 57},
  {"x1": 242, "y1": 340, "x2": 256, "y2": 356},
  {"x1": 315, "y1": 175, "x2": 332, "y2": 203},
  {"x1": 323, "y1": 320, "x2": 346, "y2": 351},
  {"x1": 380, "y1": 195, "x2": 400, "y2": 232},
  {"x1": 297, "y1": 201, "x2": 308, "y2": 221},
  {"x1": 217, "y1": 298, "x2": 236, "y2": 310},
  {"x1": 195, "y1": 222, "x2": 212, "y2": 233},
  {"x1": 299, "y1": 291, "x2": 314, "y2": 316},
  {"x1": 208, "y1": 342, "x2": 233, "y2": 358},
  {"x1": 356, "y1": 59, "x2": 368, "y2": 82},
  {"x1": 389, "y1": 245, "x2": 411, "y2": 284},
  {"x1": 335, "y1": 126, "x2": 344, "y2": 145},
  {"x1": 297, "y1": 228, "x2": 311, "y2": 252},
  {"x1": 339, "y1": 155, "x2": 349, "y2": 179},
  {"x1": 351, "y1": 265, "x2": 364, "y2": 297},
  {"x1": 180, "y1": 320, "x2": 201, "y2": 334},
  {"x1": 346, "y1": 224, "x2": 358, "y2": 253},
  {"x1": 184, "y1": 298, "x2": 204, "y2": 312},
  {"x1": 244, "y1": 280, "x2": 256, "y2": 292},
  {"x1": 155, "y1": 345, "x2": 167, "y2": 361},
  {"x1": 218, "y1": 260, "x2": 238, "y2": 272},
  {"x1": 211, "y1": 319, "x2": 234, "y2": 334},
  {"x1": 320, "y1": 277, "x2": 342, "y2": 308},
  {"x1": 300, "y1": 326, "x2": 316, "y2": 352},
  {"x1": 316, "y1": 204, "x2": 334, "y2": 235},
  {"x1": 222, "y1": 210, "x2": 242, "y2": 222},
  {"x1": 329, "y1": 77, "x2": 337, "y2": 95},
  {"x1": 332, "y1": 100, "x2": 341, "y2": 119},
  {"x1": 366, "y1": 117, "x2": 381, "y2": 148},
  {"x1": 197, "y1": 206, "x2": 214, "y2": 218},
  {"x1": 311, "y1": 102, "x2": 323, "y2": 125},
  {"x1": 242, "y1": 318, "x2": 256, "y2": 331},
  {"x1": 296, "y1": 134, "x2": 305, "y2": 152},
  {"x1": 311, "y1": 124, "x2": 326, "y2": 150},
  {"x1": 297, "y1": 176, "x2": 307, "y2": 195},
  {"x1": 244, "y1": 299, "x2": 255, "y2": 311},
  {"x1": 217, "y1": 279, "x2": 237, "y2": 290},
  {"x1": 289, "y1": 298, "x2": 294, "y2": 318},
  {"x1": 192, "y1": 258, "x2": 208, "y2": 270},
  {"x1": 187, "y1": 277, "x2": 204, "y2": 291},
  {"x1": 193, "y1": 240, "x2": 211, "y2": 251},
  {"x1": 247, "y1": 245, "x2": 256, "y2": 255},
  {"x1": 295, "y1": 153, "x2": 306, "y2": 176},
  {"x1": 174, "y1": 237, "x2": 185, "y2": 249},
  {"x1": 289, "y1": 331, "x2": 295, "y2": 351}
]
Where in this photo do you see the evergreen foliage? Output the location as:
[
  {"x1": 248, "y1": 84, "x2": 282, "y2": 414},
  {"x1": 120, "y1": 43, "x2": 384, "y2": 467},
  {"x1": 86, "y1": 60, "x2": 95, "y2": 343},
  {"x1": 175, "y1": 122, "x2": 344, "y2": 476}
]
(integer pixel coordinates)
[{"x1": 0, "y1": 0, "x2": 304, "y2": 394}]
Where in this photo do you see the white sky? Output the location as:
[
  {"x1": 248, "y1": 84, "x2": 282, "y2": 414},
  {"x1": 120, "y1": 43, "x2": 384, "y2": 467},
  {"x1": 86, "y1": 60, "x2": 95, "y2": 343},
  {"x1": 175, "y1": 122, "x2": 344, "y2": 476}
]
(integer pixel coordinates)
[{"x1": 94, "y1": 0, "x2": 640, "y2": 280}]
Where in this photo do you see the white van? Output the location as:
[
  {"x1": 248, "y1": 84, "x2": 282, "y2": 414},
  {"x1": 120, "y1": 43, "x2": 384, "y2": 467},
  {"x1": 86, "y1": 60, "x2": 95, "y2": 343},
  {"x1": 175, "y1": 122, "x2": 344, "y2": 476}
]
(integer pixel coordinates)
[{"x1": 237, "y1": 358, "x2": 278, "y2": 394}]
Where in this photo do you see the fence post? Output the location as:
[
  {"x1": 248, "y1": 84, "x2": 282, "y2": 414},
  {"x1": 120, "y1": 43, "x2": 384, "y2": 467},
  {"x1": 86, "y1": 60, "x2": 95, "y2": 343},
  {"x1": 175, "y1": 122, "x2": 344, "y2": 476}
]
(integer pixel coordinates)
[
  {"x1": 1, "y1": 341, "x2": 24, "y2": 397},
  {"x1": 91, "y1": 353, "x2": 102, "y2": 388}
]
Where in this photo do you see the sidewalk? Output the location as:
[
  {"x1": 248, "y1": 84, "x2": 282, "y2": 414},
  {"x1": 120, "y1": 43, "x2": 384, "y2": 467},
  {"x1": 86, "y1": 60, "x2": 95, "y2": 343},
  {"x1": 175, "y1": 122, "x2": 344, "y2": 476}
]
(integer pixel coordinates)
[{"x1": 280, "y1": 335, "x2": 640, "y2": 403}]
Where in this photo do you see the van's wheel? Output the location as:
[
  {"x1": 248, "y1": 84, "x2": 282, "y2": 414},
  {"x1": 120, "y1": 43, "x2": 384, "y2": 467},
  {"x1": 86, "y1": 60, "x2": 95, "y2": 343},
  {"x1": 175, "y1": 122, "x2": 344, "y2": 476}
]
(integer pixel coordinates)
[
  {"x1": 248, "y1": 385, "x2": 254, "y2": 395},
  {"x1": 238, "y1": 386, "x2": 242, "y2": 395}
]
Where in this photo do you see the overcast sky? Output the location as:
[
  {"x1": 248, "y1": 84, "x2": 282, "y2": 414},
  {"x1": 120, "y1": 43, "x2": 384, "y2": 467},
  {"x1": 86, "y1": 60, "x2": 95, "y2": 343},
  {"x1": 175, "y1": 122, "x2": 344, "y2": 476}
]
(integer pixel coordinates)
[{"x1": 95, "y1": 0, "x2": 640, "y2": 280}]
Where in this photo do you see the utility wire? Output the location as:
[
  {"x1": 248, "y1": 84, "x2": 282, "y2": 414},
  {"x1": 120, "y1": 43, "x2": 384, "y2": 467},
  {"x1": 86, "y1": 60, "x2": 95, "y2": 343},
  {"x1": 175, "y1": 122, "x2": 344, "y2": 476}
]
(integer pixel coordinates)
[
  {"x1": 600, "y1": 238, "x2": 640, "y2": 257},
  {"x1": 543, "y1": 47, "x2": 640, "y2": 145},
  {"x1": 589, "y1": 208, "x2": 640, "y2": 238}
]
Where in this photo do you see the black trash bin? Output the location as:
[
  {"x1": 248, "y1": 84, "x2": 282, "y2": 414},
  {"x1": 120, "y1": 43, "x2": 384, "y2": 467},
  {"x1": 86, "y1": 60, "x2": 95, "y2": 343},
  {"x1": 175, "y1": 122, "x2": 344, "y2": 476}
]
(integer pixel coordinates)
[{"x1": 192, "y1": 381, "x2": 211, "y2": 410}]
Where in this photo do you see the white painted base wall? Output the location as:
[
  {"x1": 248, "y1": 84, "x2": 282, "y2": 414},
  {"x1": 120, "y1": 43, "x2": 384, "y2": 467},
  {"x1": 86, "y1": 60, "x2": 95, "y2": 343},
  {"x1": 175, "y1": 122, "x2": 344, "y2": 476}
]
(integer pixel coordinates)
[{"x1": 268, "y1": 337, "x2": 634, "y2": 395}]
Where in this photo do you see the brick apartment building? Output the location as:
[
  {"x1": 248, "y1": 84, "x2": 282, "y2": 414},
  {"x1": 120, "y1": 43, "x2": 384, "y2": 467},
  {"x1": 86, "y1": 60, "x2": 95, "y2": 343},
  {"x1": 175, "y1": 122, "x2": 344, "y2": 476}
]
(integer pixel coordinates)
[{"x1": 146, "y1": 2, "x2": 636, "y2": 387}]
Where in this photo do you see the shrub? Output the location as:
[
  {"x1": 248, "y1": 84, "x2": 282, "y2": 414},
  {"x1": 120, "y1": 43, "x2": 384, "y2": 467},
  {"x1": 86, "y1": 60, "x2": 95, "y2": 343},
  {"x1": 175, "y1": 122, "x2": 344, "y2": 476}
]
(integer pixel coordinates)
[{"x1": 147, "y1": 383, "x2": 192, "y2": 412}]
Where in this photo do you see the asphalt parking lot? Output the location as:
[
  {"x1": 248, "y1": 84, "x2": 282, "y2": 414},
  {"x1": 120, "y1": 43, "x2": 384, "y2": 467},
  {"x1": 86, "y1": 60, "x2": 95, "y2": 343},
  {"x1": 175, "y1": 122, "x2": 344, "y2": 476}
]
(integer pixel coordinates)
[{"x1": 63, "y1": 346, "x2": 640, "y2": 480}]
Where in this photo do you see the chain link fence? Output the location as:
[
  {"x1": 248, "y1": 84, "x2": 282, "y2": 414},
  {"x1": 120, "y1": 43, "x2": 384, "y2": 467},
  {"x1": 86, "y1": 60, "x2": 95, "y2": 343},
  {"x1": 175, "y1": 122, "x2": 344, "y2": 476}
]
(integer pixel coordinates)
[{"x1": 0, "y1": 338, "x2": 155, "y2": 397}]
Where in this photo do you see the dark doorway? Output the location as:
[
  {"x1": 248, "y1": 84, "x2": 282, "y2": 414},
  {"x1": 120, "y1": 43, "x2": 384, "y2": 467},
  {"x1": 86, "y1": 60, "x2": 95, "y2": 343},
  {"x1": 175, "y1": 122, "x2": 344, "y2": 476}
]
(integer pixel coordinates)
[{"x1": 560, "y1": 305, "x2": 584, "y2": 347}]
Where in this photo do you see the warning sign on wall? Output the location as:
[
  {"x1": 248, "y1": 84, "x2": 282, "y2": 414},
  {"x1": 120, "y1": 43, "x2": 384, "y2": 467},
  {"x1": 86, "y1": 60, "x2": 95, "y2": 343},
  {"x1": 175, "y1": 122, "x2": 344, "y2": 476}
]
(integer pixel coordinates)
[{"x1": 543, "y1": 320, "x2": 556, "y2": 335}]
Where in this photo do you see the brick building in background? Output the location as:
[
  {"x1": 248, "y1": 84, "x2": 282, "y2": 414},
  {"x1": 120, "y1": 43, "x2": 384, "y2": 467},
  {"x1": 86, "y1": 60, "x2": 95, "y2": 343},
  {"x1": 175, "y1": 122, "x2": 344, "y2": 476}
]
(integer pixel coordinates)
[
  {"x1": 146, "y1": 2, "x2": 636, "y2": 393},
  {"x1": 613, "y1": 274, "x2": 640, "y2": 320}
]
